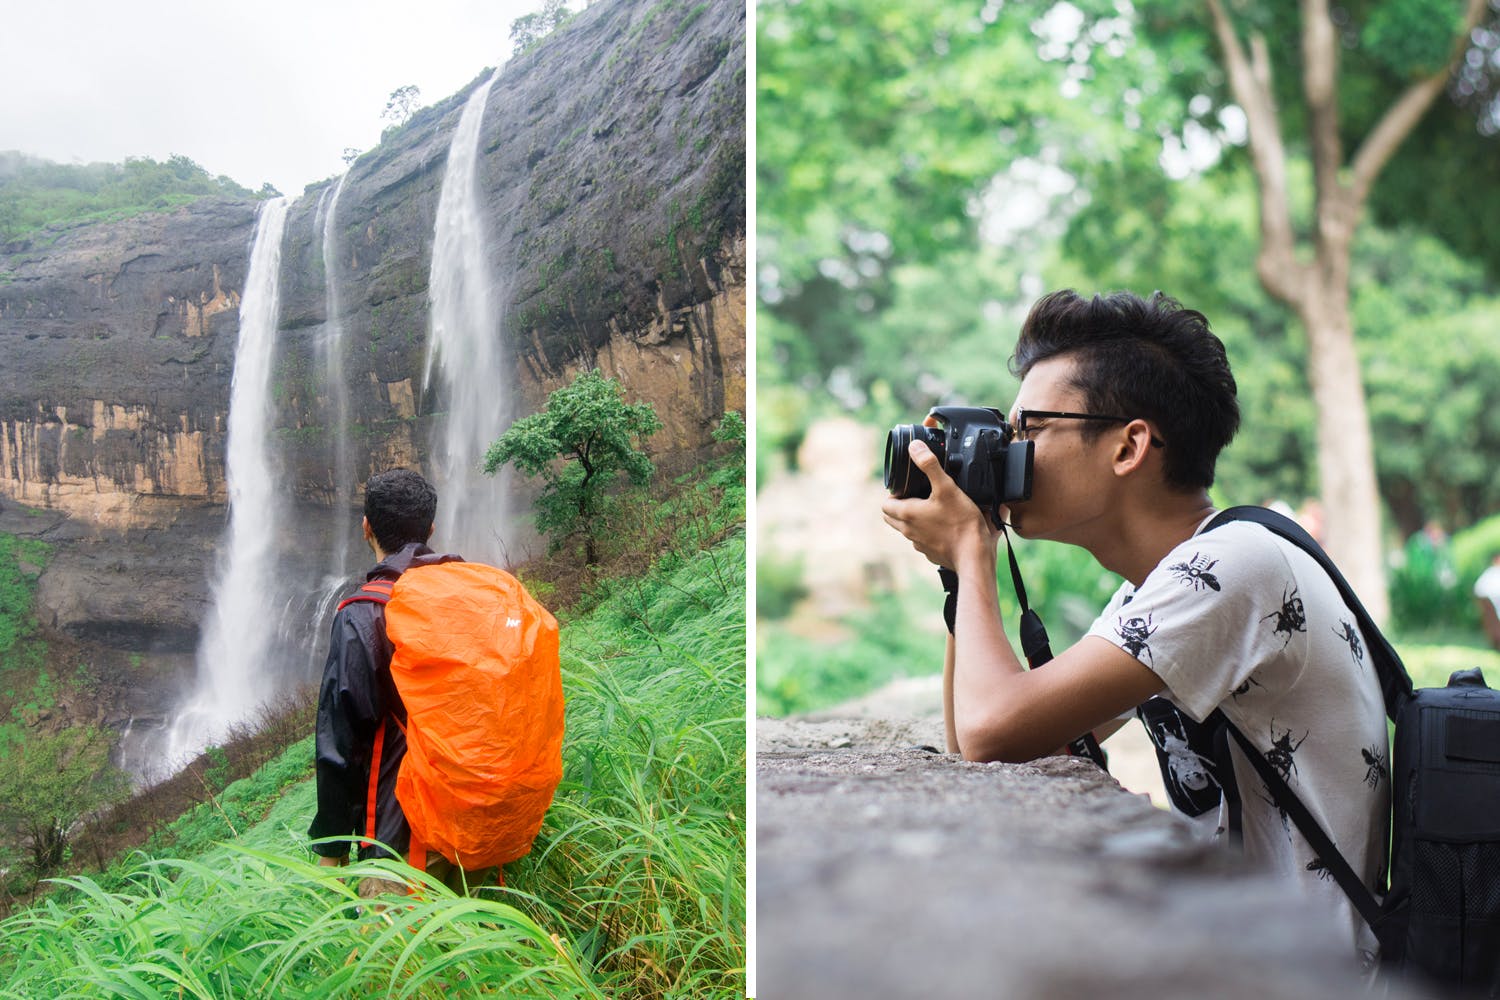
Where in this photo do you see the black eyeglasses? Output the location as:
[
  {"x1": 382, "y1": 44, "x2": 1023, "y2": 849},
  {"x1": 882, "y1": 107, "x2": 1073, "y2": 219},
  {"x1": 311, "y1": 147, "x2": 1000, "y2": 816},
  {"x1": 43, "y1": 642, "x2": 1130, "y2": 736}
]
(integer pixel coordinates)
[{"x1": 1012, "y1": 408, "x2": 1165, "y2": 447}]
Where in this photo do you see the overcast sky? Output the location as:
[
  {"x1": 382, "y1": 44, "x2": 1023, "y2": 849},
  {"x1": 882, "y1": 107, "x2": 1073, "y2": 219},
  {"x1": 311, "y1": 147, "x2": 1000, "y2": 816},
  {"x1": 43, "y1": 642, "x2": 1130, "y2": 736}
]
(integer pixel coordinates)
[{"x1": 1, "y1": 0, "x2": 548, "y2": 195}]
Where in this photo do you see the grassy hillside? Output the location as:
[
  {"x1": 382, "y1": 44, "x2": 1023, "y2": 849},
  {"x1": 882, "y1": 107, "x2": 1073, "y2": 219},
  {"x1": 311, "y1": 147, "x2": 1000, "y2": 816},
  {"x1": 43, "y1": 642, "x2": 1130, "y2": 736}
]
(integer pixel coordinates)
[
  {"x1": 0, "y1": 528, "x2": 746, "y2": 999},
  {"x1": 0, "y1": 152, "x2": 259, "y2": 243}
]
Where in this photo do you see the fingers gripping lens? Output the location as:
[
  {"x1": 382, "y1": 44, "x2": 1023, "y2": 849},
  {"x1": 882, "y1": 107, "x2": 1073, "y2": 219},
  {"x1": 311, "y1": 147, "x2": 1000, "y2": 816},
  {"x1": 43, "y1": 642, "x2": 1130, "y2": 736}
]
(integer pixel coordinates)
[
  {"x1": 883, "y1": 423, "x2": 943, "y2": 499},
  {"x1": 883, "y1": 407, "x2": 1032, "y2": 517}
]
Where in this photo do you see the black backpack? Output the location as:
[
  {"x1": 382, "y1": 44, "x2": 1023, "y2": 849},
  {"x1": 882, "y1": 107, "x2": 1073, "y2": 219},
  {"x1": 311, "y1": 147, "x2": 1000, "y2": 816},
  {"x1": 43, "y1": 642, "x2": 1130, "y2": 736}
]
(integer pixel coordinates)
[{"x1": 1205, "y1": 506, "x2": 1500, "y2": 993}]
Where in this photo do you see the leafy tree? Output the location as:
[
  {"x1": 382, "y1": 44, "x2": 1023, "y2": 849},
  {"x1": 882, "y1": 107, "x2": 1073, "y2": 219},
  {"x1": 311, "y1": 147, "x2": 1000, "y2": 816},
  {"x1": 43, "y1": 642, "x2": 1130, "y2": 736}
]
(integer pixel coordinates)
[
  {"x1": 0, "y1": 726, "x2": 129, "y2": 875},
  {"x1": 381, "y1": 85, "x2": 422, "y2": 128},
  {"x1": 510, "y1": 0, "x2": 572, "y2": 55},
  {"x1": 1181, "y1": 0, "x2": 1492, "y2": 621},
  {"x1": 483, "y1": 369, "x2": 661, "y2": 565}
]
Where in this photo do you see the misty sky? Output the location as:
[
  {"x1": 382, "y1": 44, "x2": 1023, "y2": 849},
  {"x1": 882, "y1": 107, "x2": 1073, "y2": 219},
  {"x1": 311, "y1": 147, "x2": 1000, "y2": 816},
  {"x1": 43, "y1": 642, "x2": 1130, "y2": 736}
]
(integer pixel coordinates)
[{"x1": 1, "y1": 0, "x2": 549, "y2": 195}]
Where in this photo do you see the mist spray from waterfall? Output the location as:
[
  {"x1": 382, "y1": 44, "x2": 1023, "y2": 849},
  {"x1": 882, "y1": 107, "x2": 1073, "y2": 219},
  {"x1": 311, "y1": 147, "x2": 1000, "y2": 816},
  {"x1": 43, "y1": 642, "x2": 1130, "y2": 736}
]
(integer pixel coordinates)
[
  {"x1": 425, "y1": 71, "x2": 509, "y2": 564},
  {"x1": 166, "y1": 196, "x2": 291, "y2": 766}
]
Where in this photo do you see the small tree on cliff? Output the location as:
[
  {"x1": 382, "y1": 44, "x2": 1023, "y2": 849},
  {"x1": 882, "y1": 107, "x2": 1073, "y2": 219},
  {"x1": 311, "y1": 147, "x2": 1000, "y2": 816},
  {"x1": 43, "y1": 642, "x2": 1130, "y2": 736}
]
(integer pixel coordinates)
[
  {"x1": 484, "y1": 369, "x2": 662, "y2": 565},
  {"x1": 510, "y1": 0, "x2": 572, "y2": 55}
]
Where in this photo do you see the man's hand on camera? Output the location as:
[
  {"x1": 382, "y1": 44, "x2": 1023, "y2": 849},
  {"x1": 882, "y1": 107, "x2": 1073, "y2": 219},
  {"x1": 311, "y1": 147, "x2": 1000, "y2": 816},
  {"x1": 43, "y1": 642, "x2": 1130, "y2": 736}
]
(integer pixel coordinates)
[{"x1": 881, "y1": 440, "x2": 999, "y2": 572}]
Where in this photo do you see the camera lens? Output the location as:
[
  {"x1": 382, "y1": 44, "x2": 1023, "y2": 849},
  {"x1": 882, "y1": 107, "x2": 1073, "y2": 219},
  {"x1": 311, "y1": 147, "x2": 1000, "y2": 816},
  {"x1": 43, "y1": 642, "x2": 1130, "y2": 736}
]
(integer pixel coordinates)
[{"x1": 884, "y1": 423, "x2": 943, "y2": 499}]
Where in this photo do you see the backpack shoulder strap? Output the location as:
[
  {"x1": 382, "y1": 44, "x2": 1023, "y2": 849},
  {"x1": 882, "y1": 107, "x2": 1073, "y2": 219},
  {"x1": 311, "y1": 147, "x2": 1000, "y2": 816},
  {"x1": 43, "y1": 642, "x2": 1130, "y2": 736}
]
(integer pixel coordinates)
[
  {"x1": 1216, "y1": 711, "x2": 1387, "y2": 933},
  {"x1": 337, "y1": 578, "x2": 395, "y2": 612},
  {"x1": 1203, "y1": 506, "x2": 1403, "y2": 938},
  {"x1": 1206, "y1": 505, "x2": 1414, "y2": 717}
]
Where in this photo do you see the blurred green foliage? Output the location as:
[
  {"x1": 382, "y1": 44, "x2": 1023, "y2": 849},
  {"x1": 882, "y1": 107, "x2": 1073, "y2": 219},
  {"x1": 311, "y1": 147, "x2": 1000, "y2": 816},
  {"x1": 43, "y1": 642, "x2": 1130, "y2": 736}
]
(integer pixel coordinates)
[{"x1": 757, "y1": 536, "x2": 1122, "y2": 716}]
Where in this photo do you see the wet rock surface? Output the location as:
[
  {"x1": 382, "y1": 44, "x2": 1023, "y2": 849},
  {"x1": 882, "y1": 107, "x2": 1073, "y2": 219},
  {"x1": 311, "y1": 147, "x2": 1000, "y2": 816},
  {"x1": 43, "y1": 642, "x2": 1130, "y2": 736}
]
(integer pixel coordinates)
[{"x1": 757, "y1": 715, "x2": 1394, "y2": 999}]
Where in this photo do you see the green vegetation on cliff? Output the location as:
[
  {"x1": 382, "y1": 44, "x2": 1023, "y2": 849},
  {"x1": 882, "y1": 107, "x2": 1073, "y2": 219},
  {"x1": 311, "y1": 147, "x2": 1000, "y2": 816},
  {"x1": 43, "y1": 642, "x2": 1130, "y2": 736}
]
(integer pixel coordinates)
[
  {"x1": 0, "y1": 532, "x2": 48, "y2": 662},
  {"x1": 0, "y1": 152, "x2": 259, "y2": 242}
]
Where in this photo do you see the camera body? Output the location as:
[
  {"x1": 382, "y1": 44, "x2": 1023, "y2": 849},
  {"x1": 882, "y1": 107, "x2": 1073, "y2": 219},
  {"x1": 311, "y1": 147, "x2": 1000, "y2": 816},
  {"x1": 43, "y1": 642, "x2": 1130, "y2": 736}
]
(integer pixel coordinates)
[{"x1": 884, "y1": 406, "x2": 1034, "y2": 525}]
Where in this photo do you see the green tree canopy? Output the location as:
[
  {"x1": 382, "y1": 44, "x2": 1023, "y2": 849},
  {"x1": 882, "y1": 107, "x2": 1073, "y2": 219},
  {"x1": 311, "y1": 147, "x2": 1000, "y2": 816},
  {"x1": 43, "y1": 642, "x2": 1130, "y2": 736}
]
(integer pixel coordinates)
[
  {"x1": 483, "y1": 369, "x2": 662, "y2": 564},
  {"x1": 510, "y1": 0, "x2": 573, "y2": 55}
]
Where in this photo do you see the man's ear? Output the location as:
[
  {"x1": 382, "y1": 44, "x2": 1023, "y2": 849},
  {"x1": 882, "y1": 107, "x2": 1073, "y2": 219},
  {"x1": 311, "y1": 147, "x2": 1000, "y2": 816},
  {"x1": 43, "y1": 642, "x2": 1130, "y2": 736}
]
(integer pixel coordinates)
[
  {"x1": 426, "y1": 522, "x2": 435, "y2": 542},
  {"x1": 362, "y1": 516, "x2": 375, "y2": 542},
  {"x1": 1111, "y1": 421, "x2": 1157, "y2": 477}
]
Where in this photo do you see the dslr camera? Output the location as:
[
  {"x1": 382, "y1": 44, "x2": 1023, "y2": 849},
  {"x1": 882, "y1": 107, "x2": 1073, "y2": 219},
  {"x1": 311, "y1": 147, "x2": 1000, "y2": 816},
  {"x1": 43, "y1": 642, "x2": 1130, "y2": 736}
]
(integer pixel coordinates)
[{"x1": 884, "y1": 406, "x2": 1034, "y2": 526}]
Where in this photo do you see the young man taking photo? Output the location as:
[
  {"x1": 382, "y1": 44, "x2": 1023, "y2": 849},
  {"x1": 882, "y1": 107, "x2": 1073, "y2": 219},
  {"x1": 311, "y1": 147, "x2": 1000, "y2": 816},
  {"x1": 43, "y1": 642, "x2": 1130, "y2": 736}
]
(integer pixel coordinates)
[{"x1": 881, "y1": 290, "x2": 1388, "y2": 959}]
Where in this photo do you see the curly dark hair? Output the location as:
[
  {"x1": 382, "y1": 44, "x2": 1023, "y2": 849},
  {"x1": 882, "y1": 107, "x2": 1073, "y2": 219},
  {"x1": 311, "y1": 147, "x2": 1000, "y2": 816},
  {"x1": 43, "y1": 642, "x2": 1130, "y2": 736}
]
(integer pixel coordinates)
[
  {"x1": 363, "y1": 469, "x2": 437, "y2": 553},
  {"x1": 1009, "y1": 290, "x2": 1240, "y2": 490}
]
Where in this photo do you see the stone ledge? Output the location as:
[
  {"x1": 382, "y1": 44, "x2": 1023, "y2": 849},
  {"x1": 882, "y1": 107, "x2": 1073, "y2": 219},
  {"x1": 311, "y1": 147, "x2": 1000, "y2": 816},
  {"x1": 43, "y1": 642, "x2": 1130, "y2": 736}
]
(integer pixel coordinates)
[{"x1": 757, "y1": 717, "x2": 1402, "y2": 999}]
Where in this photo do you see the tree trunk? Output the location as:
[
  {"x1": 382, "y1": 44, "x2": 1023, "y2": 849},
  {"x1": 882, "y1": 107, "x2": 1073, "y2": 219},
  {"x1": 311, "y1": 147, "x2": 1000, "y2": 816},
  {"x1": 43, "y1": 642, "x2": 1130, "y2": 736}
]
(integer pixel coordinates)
[
  {"x1": 1204, "y1": 0, "x2": 1488, "y2": 627},
  {"x1": 1298, "y1": 288, "x2": 1390, "y2": 624}
]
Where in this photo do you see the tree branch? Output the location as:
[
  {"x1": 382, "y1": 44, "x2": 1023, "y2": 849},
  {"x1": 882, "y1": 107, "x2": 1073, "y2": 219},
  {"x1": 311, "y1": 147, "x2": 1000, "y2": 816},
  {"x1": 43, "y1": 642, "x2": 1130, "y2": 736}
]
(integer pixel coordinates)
[
  {"x1": 1301, "y1": 0, "x2": 1345, "y2": 250},
  {"x1": 1348, "y1": 0, "x2": 1490, "y2": 206},
  {"x1": 1206, "y1": 0, "x2": 1303, "y2": 304}
]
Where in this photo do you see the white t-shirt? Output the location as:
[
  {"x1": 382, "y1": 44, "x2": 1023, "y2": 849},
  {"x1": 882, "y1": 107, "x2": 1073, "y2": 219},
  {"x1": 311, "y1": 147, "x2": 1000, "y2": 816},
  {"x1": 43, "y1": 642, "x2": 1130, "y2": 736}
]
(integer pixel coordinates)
[
  {"x1": 1475, "y1": 563, "x2": 1500, "y2": 607},
  {"x1": 1088, "y1": 518, "x2": 1389, "y2": 959}
]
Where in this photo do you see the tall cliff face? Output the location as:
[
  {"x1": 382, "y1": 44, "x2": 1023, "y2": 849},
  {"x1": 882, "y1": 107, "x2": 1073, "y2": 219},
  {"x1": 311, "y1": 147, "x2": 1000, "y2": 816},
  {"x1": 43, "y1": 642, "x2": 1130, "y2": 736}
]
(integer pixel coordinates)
[{"x1": 0, "y1": 0, "x2": 745, "y2": 725}]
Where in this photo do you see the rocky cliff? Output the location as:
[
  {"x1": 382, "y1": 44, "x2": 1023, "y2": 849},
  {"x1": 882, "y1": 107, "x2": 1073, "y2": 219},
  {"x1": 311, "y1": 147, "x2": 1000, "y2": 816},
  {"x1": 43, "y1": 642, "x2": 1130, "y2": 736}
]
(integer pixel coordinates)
[{"x1": 0, "y1": 0, "x2": 745, "y2": 733}]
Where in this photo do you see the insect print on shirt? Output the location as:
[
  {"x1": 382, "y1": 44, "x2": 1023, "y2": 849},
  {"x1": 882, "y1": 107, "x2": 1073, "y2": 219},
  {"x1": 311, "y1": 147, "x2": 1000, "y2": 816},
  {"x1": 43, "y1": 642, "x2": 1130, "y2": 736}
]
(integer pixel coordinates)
[
  {"x1": 1333, "y1": 619, "x2": 1365, "y2": 668},
  {"x1": 1231, "y1": 675, "x2": 1265, "y2": 701},
  {"x1": 1254, "y1": 720, "x2": 1308, "y2": 829},
  {"x1": 1264, "y1": 721, "x2": 1309, "y2": 783},
  {"x1": 1115, "y1": 612, "x2": 1157, "y2": 665},
  {"x1": 1262, "y1": 584, "x2": 1306, "y2": 647},
  {"x1": 1146, "y1": 713, "x2": 1221, "y2": 807},
  {"x1": 1361, "y1": 745, "x2": 1387, "y2": 789},
  {"x1": 1169, "y1": 553, "x2": 1222, "y2": 592},
  {"x1": 1305, "y1": 856, "x2": 1334, "y2": 881}
]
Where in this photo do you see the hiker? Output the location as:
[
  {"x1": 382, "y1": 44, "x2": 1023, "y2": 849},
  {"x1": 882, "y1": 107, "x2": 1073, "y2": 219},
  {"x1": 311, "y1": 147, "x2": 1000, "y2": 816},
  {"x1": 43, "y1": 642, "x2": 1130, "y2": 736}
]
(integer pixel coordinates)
[
  {"x1": 307, "y1": 468, "x2": 497, "y2": 897},
  {"x1": 881, "y1": 290, "x2": 1389, "y2": 961}
]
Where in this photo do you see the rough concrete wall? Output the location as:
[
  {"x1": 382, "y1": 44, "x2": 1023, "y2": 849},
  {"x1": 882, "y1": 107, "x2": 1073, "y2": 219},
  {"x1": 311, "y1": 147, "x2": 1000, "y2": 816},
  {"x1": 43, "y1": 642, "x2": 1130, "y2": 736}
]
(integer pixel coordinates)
[{"x1": 758, "y1": 715, "x2": 1412, "y2": 999}]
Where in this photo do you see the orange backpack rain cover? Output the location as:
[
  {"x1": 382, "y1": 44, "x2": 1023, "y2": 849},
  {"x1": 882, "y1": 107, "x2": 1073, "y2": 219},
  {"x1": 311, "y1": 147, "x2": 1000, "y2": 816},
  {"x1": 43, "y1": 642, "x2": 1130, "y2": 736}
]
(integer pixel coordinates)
[{"x1": 383, "y1": 561, "x2": 563, "y2": 868}]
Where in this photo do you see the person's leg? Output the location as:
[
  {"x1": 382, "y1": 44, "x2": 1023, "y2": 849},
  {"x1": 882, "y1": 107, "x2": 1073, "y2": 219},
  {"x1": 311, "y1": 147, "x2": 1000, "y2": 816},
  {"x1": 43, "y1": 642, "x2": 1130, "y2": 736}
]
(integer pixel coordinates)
[
  {"x1": 424, "y1": 853, "x2": 499, "y2": 895},
  {"x1": 356, "y1": 875, "x2": 410, "y2": 901}
]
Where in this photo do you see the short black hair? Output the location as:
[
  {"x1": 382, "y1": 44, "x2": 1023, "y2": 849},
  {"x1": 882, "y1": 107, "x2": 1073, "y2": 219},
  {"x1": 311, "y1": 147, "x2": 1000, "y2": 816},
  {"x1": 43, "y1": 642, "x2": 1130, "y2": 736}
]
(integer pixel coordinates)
[
  {"x1": 363, "y1": 469, "x2": 437, "y2": 553},
  {"x1": 1009, "y1": 290, "x2": 1239, "y2": 490}
]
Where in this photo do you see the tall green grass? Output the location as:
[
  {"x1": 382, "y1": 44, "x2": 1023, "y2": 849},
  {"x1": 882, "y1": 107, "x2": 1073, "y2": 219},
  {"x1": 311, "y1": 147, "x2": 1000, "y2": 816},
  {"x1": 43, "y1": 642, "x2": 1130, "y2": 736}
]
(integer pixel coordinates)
[
  {"x1": 0, "y1": 852, "x2": 599, "y2": 1000},
  {"x1": 0, "y1": 531, "x2": 746, "y2": 999},
  {"x1": 519, "y1": 531, "x2": 746, "y2": 996}
]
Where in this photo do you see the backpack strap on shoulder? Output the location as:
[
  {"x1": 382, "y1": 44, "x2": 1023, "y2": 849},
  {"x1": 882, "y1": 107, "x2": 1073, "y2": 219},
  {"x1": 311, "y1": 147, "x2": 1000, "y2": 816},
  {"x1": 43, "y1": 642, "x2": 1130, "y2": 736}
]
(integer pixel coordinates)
[
  {"x1": 1217, "y1": 710, "x2": 1387, "y2": 935},
  {"x1": 1203, "y1": 506, "x2": 1403, "y2": 941},
  {"x1": 1206, "y1": 505, "x2": 1414, "y2": 718},
  {"x1": 337, "y1": 578, "x2": 395, "y2": 612}
]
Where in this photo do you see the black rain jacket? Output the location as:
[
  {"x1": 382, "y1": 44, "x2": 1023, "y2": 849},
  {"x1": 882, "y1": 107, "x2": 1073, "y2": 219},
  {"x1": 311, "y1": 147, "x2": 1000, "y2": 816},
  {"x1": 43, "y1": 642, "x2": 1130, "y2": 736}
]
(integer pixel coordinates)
[{"x1": 307, "y1": 542, "x2": 460, "y2": 860}]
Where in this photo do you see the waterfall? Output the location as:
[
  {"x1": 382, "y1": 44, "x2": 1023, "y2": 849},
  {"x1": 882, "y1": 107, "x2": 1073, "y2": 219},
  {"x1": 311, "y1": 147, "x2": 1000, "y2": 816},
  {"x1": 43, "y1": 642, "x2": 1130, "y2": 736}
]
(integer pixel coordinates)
[
  {"x1": 164, "y1": 196, "x2": 291, "y2": 768},
  {"x1": 425, "y1": 71, "x2": 509, "y2": 565},
  {"x1": 316, "y1": 175, "x2": 355, "y2": 592}
]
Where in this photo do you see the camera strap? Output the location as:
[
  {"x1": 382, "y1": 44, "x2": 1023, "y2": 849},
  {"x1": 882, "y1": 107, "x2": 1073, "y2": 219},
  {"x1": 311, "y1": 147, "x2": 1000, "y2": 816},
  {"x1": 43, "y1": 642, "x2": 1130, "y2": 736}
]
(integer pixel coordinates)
[
  {"x1": 1002, "y1": 527, "x2": 1110, "y2": 770},
  {"x1": 939, "y1": 530, "x2": 1109, "y2": 771}
]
